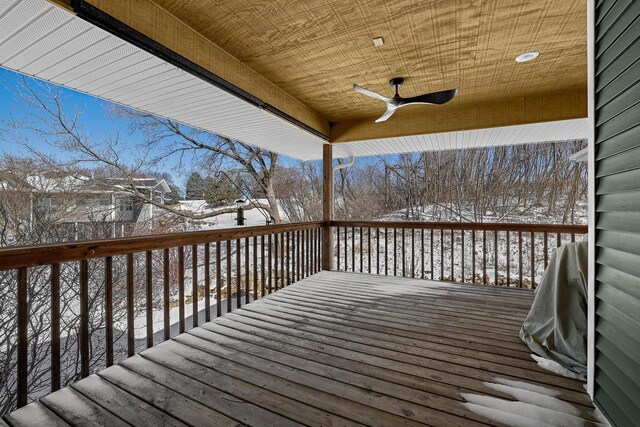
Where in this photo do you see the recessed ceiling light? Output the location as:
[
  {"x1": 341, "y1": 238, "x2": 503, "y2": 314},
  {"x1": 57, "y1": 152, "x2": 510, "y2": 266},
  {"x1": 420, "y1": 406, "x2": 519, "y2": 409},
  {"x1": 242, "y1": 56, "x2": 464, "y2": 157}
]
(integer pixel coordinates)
[
  {"x1": 373, "y1": 37, "x2": 384, "y2": 47},
  {"x1": 515, "y1": 51, "x2": 540, "y2": 63}
]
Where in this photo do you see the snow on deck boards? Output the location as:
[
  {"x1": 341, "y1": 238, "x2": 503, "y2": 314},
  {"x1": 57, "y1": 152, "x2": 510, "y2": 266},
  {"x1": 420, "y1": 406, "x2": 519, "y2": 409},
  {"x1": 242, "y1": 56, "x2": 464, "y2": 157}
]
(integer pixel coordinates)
[{"x1": 3, "y1": 271, "x2": 601, "y2": 427}]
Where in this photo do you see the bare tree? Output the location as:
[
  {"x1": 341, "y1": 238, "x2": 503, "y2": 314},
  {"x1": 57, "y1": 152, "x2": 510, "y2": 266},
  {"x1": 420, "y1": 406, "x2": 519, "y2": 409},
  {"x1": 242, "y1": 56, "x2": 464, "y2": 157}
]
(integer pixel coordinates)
[{"x1": 1, "y1": 78, "x2": 279, "y2": 223}]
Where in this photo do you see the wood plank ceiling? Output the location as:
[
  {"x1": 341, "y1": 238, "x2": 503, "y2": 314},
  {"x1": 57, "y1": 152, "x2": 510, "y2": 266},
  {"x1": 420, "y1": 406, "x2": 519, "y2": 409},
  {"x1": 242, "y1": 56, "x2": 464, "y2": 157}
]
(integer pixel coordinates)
[
  {"x1": 44, "y1": 0, "x2": 587, "y2": 152},
  {"x1": 148, "y1": 0, "x2": 588, "y2": 141}
]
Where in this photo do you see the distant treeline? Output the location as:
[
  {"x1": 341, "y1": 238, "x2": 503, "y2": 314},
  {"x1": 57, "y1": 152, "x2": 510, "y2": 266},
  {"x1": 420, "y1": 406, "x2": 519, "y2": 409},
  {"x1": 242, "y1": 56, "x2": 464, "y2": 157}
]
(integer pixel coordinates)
[{"x1": 274, "y1": 140, "x2": 588, "y2": 224}]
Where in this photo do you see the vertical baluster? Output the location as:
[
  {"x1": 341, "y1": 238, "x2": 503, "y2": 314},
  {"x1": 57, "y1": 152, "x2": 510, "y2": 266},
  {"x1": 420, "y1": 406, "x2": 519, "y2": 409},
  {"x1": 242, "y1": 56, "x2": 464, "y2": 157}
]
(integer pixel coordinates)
[
  {"x1": 506, "y1": 233, "x2": 511, "y2": 286},
  {"x1": 204, "y1": 244, "x2": 211, "y2": 322},
  {"x1": 127, "y1": 253, "x2": 136, "y2": 355},
  {"x1": 317, "y1": 228, "x2": 321, "y2": 273},
  {"x1": 557, "y1": 233, "x2": 561, "y2": 248},
  {"x1": 286, "y1": 232, "x2": 290, "y2": 285},
  {"x1": 162, "y1": 250, "x2": 170, "y2": 341},
  {"x1": 318, "y1": 228, "x2": 322, "y2": 272},
  {"x1": 450, "y1": 229, "x2": 455, "y2": 281},
  {"x1": 302, "y1": 229, "x2": 305, "y2": 277},
  {"x1": 376, "y1": 228, "x2": 380, "y2": 275},
  {"x1": 336, "y1": 227, "x2": 341, "y2": 271},
  {"x1": 105, "y1": 257, "x2": 115, "y2": 367},
  {"x1": 384, "y1": 228, "x2": 388, "y2": 275},
  {"x1": 192, "y1": 245, "x2": 199, "y2": 327},
  {"x1": 471, "y1": 230, "x2": 476, "y2": 283},
  {"x1": 51, "y1": 263, "x2": 61, "y2": 391},
  {"x1": 531, "y1": 232, "x2": 535, "y2": 288},
  {"x1": 341, "y1": 227, "x2": 345, "y2": 272},
  {"x1": 304, "y1": 229, "x2": 308, "y2": 277},
  {"x1": 306, "y1": 228, "x2": 309, "y2": 277},
  {"x1": 430, "y1": 229, "x2": 434, "y2": 280},
  {"x1": 291, "y1": 231, "x2": 297, "y2": 283},
  {"x1": 17, "y1": 267, "x2": 28, "y2": 407},
  {"x1": 147, "y1": 250, "x2": 154, "y2": 347},
  {"x1": 216, "y1": 242, "x2": 222, "y2": 317},
  {"x1": 178, "y1": 248, "x2": 186, "y2": 333},
  {"x1": 482, "y1": 231, "x2": 487, "y2": 285},
  {"x1": 80, "y1": 260, "x2": 89, "y2": 377},
  {"x1": 301, "y1": 229, "x2": 304, "y2": 278},
  {"x1": 411, "y1": 228, "x2": 415, "y2": 278},
  {"x1": 309, "y1": 228, "x2": 312, "y2": 276},
  {"x1": 236, "y1": 239, "x2": 241, "y2": 308},
  {"x1": 440, "y1": 230, "x2": 444, "y2": 280},
  {"x1": 519, "y1": 231, "x2": 523, "y2": 288},
  {"x1": 297, "y1": 230, "x2": 301, "y2": 281},
  {"x1": 313, "y1": 228, "x2": 317, "y2": 273},
  {"x1": 543, "y1": 232, "x2": 548, "y2": 270},
  {"x1": 571, "y1": 232, "x2": 575, "y2": 243},
  {"x1": 312, "y1": 228, "x2": 315, "y2": 274},
  {"x1": 421, "y1": 229, "x2": 425, "y2": 279},
  {"x1": 494, "y1": 231, "x2": 498, "y2": 286},
  {"x1": 320, "y1": 228, "x2": 323, "y2": 272},
  {"x1": 226, "y1": 240, "x2": 232, "y2": 312},
  {"x1": 300, "y1": 229, "x2": 304, "y2": 278},
  {"x1": 393, "y1": 228, "x2": 398, "y2": 276},
  {"x1": 351, "y1": 227, "x2": 355, "y2": 273},
  {"x1": 461, "y1": 231, "x2": 465, "y2": 283},
  {"x1": 401, "y1": 228, "x2": 406, "y2": 277},
  {"x1": 367, "y1": 228, "x2": 371, "y2": 274},
  {"x1": 280, "y1": 232, "x2": 285, "y2": 285},
  {"x1": 268, "y1": 234, "x2": 273, "y2": 294},
  {"x1": 253, "y1": 236, "x2": 258, "y2": 298},
  {"x1": 245, "y1": 237, "x2": 250, "y2": 303},
  {"x1": 359, "y1": 227, "x2": 363, "y2": 273},
  {"x1": 274, "y1": 234, "x2": 279, "y2": 291}
]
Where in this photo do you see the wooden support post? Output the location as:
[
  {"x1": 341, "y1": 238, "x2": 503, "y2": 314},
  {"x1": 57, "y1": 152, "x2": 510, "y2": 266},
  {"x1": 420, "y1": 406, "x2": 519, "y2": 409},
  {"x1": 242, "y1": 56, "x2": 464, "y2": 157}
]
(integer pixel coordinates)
[{"x1": 322, "y1": 144, "x2": 334, "y2": 270}]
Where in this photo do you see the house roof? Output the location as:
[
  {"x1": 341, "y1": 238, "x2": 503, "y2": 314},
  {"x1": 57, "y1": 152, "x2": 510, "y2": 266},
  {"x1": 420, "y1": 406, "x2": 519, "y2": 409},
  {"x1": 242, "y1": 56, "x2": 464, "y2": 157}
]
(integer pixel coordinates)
[
  {"x1": 0, "y1": 0, "x2": 587, "y2": 160},
  {"x1": 101, "y1": 178, "x2": 172, "y2": 193}
]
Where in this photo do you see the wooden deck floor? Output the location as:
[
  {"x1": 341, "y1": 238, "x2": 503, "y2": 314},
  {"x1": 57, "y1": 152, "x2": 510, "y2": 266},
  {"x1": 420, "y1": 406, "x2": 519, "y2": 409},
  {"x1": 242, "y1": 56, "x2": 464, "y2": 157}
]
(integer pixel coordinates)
[{"x1": 4, "y1": 271, "x2": 601, "y2": 427}]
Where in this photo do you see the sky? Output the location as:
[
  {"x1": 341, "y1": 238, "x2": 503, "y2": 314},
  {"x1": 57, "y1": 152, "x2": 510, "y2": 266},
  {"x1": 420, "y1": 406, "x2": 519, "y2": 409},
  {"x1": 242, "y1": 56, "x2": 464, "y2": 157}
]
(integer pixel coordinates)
[{"x1": 0, "y1": 67, "x2": 313, "y2": 191}]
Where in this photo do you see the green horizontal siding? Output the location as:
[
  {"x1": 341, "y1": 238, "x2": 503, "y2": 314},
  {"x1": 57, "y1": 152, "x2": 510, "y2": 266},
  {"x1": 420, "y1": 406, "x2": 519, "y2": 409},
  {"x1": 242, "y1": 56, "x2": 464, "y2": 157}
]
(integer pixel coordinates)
[
  {"x1": 595, "y1": 1, "x2": 640, "y2": 425},
  {"x1": 595, "y1": 0, "x2": 635, "y2": 47}
]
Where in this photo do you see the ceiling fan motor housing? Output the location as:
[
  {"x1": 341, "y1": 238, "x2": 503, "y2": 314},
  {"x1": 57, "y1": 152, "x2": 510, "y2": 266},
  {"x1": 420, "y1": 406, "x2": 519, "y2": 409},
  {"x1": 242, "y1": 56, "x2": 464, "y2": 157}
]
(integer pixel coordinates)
[{"x1": 389, "y1": 77, "x2": 405, "y2": 88}]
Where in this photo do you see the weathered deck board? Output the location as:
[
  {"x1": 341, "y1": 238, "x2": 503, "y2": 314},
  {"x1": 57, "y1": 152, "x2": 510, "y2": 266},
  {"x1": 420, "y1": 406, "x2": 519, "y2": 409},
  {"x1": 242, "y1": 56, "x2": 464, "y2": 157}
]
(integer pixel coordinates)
[
  {"x1": 2, "y1": 402, "x2": 67, "y2": 427},
  {"x1": 3, "y1": 271, "x2": 601, "y2": 427}
]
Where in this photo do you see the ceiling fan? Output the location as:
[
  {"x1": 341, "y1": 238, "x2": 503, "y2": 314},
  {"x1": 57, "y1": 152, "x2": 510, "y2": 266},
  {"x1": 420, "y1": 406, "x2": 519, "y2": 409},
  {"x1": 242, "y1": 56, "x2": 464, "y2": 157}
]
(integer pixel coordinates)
[{"x1": 353, "y1": 77, "x2": 458, "y2": 123}]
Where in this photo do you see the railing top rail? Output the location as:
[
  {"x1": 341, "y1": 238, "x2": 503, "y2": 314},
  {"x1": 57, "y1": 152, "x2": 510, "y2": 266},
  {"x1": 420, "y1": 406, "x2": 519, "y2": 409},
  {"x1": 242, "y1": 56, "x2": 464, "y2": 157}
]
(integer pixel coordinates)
[
  {"x1": 331, "y1": 220, "x2": 588, "y2": 234},
  {"x1": 0, "y1": 221, "x2": 323, "y2": 271}
]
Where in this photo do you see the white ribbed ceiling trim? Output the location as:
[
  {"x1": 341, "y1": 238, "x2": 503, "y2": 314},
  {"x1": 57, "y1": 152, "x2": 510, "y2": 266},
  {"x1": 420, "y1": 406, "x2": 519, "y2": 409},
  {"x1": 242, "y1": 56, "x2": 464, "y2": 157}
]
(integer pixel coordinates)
[
  {"x1": 0, "y1": 1, "x2": 588, "y2": 162},
  {"x1": 332, "y1": 119, "x2": 589, "y2": 159},
  {"x1": 0, "y1": 0, "x2": 325, "y2": 161}
]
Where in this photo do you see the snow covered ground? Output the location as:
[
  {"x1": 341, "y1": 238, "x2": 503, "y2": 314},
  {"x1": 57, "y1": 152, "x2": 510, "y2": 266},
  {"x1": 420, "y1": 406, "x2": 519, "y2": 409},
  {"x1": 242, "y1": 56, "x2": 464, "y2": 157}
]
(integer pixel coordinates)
[{"x1": 335, "y1": 200, "x2": 587, "y2": 288}]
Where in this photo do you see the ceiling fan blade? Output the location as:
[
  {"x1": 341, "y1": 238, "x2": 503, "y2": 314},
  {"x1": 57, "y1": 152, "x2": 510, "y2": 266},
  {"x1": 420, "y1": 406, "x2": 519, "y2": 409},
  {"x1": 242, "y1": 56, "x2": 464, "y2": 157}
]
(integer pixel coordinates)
[
  {"x1": 353, "y1": 84, "x2": 392, "y2": 102},
  {"x1": 399, "y1": 88, "x2": 458, "y2": 106},
  {"x1": 375, "y1": 104, "x2": 397, "y2": 123}
]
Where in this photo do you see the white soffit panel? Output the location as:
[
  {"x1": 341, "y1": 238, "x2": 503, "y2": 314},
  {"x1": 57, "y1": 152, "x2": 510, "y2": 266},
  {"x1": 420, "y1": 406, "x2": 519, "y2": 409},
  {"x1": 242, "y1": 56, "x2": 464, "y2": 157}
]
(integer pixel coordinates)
[
  {"x1": 331, "y1": 119, "x2": 590, "y2": 159},
  {"x1": 0, "y1": 0, "x2": 325, "y2": 161},
  {"x1": 0, "y1": 1, "x2": 588, "y2": 162}
]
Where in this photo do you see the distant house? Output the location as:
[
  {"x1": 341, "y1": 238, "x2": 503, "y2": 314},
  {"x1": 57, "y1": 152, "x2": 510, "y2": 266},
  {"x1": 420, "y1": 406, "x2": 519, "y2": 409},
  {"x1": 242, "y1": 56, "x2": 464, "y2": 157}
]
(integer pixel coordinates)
[{"x1": 0, "y1": 172, "x2": 172, "y2": 239}]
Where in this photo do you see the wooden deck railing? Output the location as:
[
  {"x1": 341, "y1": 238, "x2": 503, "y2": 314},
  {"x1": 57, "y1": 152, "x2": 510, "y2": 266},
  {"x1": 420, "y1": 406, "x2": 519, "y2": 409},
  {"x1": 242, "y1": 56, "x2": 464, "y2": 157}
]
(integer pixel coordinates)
[
  {"x1": 0, "y1": 221, "x2": 323, "y2": 410},
  {"x1": 331, "y1": 220, "x2": 587, "y2": 288},
  {"x1": 0, "y1": 219, "x2": 588, "y2": 412}
]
